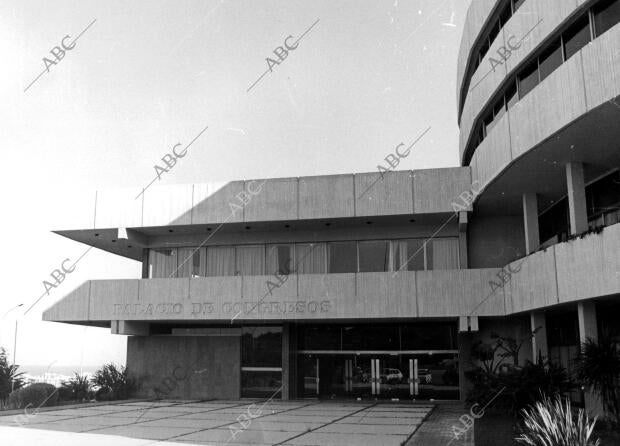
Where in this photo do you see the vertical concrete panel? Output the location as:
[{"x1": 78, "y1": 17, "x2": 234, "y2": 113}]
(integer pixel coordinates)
[
  {"x1": 192, "y1": 181, "x2": 245, "y2": 224},
  {"x1": 143, "y1": 184, "x2": 193, "y2": 226},
  {"x1": 243, "y1": 178, "x2": 298, "y2": 222},
  {"x1": 355, "y1": 171, "x2": 413, "y2": 216},
  {"x1": 582, "y1": 26, "x2": 620, "y2": 110},
  {"x1": 413, "y1": 168, "x2": 472, "y2": 213},
  {"x1": 298, "y1": 175, "x2": 354, "y2": 219}
]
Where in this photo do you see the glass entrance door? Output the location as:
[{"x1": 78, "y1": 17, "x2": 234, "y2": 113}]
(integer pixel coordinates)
[
  {"x1": 298, "y1": 352, "x2": 459, "y2": 400},
  {"x1": 301, "y1": 355, "x2": 319, "y2": 397}
]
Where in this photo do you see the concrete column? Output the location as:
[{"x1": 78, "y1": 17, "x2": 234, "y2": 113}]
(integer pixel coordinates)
[
  {"x1": 282, "y1": 324, "x2": 290, "y2": 400},
  {"x1": 522, "y1": 193, "x2": 540, "y2": 254},
  {"x1": 577, "y1": 301, "x2": 603, "y2": 416},
  {"x1": 566, "y1": 163, "x2": 589, "y2": 235},
  {"x1": 530, "y1": 311, "x2": 548, "y2": 363},
  {"x1": 458, "y1": 332, "x2": 473, "y2": 402},
  {"x1": 458, "y1": 211, "x2": 468, "y2": 268},
  {"x1": 577, "y1": 301, "x2": 598, "y2": 344},
  {"x1": 141, "y1": 249, "x2": 149, "y2": 278},
  {"x1": 282, "y1": 324, "x2": 297, "y2": 400}
]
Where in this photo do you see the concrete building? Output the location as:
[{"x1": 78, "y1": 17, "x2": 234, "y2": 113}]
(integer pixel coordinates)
[{"x1": 45, "y1": 0, "x2": 620, "y2": 408}]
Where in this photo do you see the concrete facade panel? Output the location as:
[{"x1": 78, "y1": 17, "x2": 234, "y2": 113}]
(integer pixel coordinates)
[
  {"x1": 143, "y1": 184, "x2": 194, "y2": 227},
  {"x1": 243, "y1": 177, "x2": 298, "y2": 222},
  {"x1": 412, "y1": 168, "x2": 472, "y2": 213},
  {"x1": 298, "y1": 174, "x2": 355, "y2": 219},
  {"x1": 191, "y1": 181, "x2": 245, "y2": 224},
  {"x1": 582, "y1": 24, "x2": 620, "y2": 110},
  {"x1": 509, "y1": 55, "x2": 587, "y2": 159},
  {"x1": 354, "y1": 171, "x2": 413, "y2": 216}
]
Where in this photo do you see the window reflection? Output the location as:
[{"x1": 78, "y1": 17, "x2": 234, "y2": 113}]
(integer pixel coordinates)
[
  {"x1": 358, "y1": 241, "x2": 389, "y2": 272},
  {"x1": 328, "y1": 242, "x2": 357, "y2": 273}
]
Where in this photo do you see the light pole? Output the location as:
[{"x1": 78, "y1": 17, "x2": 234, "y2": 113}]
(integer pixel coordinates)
[{"x1": 1, "y1": 303, "x2": 24, "y2": 392}]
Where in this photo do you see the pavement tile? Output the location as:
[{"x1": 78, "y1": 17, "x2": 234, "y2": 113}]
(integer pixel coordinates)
[
  {"x1": 283, "y1": 432, "x2": 408, "y2": 446},
  {"x1": 175, "y1": 427, "x2": 299, "y2": 444},
  {"x1": 91, "y1": 424, "x2": 198, "y2": 440}
]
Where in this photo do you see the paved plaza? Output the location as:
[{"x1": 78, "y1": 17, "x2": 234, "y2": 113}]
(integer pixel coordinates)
[{"x1": 0, "y1": 400, "x2": 436, "y2": 446}]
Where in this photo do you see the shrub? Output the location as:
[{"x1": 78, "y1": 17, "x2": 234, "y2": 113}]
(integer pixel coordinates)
[
  {"x1": 91, "y1": 363, "x2": 135, "y2": 401},
  {"x1": 516, "y1": 394, "x2": 599, "y2": 446},
  {"x1": 0, "y1": 347, "x2": 24, "y2": 408},
  {"x1": 60, "y1": 373, "x2": 92, "y2": 402},
  {"x1": 574, "y1": 336, "x2": 620, "y2": 425},
  {"x1": 8, "y1": 383, "x2": 58, "y2": 410},
  {"x1": 466, "y1": 330, "x2": 575, "y2": 415}
]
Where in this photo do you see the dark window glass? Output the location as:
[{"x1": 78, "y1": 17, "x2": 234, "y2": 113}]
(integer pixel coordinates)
[
  {"x1": 513, "y1": 0, "x2": 526, "y2": 13},
  {"x1": 485, "y1": 111, "x2": 497, "y2": 134},
  {"x1": 241, "y1": 326, "x2": 282, "y2": 367},
  {"x1": 241, "y1": 370, "x2": 282, "y2": 398},
  {"x1": 547, "y1": 311, "x2": 579, "y2": 347},
  {"x1": 505, "y1": 80, "x2": 518, "y2": 109},
  {"x1": 298, "y1": 325, "x2": 341, "y2": 350},
  {"x1": 593, "y1": 0, "x2": 620, "y2": 37},
  {"x1": 539, "y1": 39, "x2": 563, "y2": 82},
  {"x1": 328, "y1": 242, "x2": 357, "y2": 273},
  {"x1": 493, "y1": 97, "x2": 506, "y2": 124},
  {"x1": 266, "y1": 244, "x2": 294, "y2": 275},
  {"x1": 342, "y1": 324, "x2": 399, "y2": 350},
  {"x1": 479, "y1": 38, "x2": 490, "y2": 61},
  {"x1": 539, "y1": 198, "x2": 570, "y2": 246},
  {"x1": 586, "y1": 170, "x2": 620, "y2": 222},
  {"x1": 483, "y1": 113, "x2": 494, "y2": 136},
  {"x1": 499, "y1": 2, "x2": 513, "y2": 27},
  {"x1": 488, "y1": 20, "x2": 501, "y2": 44},
  {"x1": 358, "y1": 241, "x2": 389, "y2": 272},
  {"x1": 518, "y1": 60, "x2": 539, "y2": 98},
  {"x1": 401, "y1": 322, "x2": 457, "y2": 350},
  {"x1": 563, "y1": 16, "x2": 591, "y2": 60},
  {"x1": 393, "y1": 239, "x2": 425, "y2": 271}
]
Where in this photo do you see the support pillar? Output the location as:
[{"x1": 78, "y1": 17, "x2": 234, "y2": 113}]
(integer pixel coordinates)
[
  {"x1": 141, "y1": 249, "x2": 149, "y2": 278},
  {"x1": 282, "y1": 323, "x2": 296, "y2": 400},
  {"x1": 566, "y1": 163, "x2": 588, "y2": 235},
  {"x1": 458, "y1": 332, "x2": 473, "y2": 402},
  {"x1": 458, "y1": 211, "x2": 469, "y2": 268},
  {"x1": 577, "y1": 301, "x2": 603, "y2": 416},
  {"x1": 523, "y1": 193, "x2": 540, "y2": 254},
  {"x1": 530, "y1": 311, "x2": 548, "y2": 363}
]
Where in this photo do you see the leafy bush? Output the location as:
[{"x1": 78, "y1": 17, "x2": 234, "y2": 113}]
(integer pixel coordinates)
[
  {"x1": 8, "y1": 383, "x2": 58, "y2": 410},
  {"x1": 0, "y1": 347, "x2": 24, "y2": 408},
  {"x1": 91, "y1": 363, "x2": 135, "y2": 401},
  {"x1": 574, "y1": 336, "x2": 620, "y2": 425},
  {"x1": 60, "y1": 373, "x2": 93, "y2": 402},
  {"x1": 516, "y1": 394, "x2": 599, "y2": 446},
  {"x1": 465, "y1": 331, "x2": 574, "y2": 414}
]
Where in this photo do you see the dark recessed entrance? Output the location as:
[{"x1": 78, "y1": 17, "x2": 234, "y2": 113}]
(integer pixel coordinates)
[{"x1": 296, "y1": 322, "x2": 459, "y2": 400}]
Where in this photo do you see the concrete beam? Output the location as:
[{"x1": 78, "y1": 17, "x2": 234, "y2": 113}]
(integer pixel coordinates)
[
  {"x1": 566, "y1": 163, "x2": 589, "y2": 235},
  {"x1": 523, "y1": 193, "x2": 540, "y2": 254},
  {"x1": 111, "y1": 320, "x2": 149, "y2": 336}
]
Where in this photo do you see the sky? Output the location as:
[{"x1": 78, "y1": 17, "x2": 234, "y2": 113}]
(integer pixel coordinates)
[{"x1": 0, "y1": 0, "x2": 471, "y2": 372}]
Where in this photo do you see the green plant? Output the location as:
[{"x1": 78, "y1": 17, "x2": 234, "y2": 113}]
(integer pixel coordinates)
[
  {"x1": 0, "y1": 347, "x2": 24, "y2": 408},
  {"x1": 60, "y1": 373, "x2": 92, "y2": 402},
  {"x1": 466, "y1": 330, "x2": 574, "y2": 414},
  {"x1": 91, "y1": 363, "x2": 135, "y2": 400},
  {"x1": 7, "y1": 383, "x2": 58, "y2": 410},
  {"x1": 516, "y1": 394, "x2": 599, "y2": 446},
  {"x1": 574, "y1": 336, "x2": 620, "y2": 424}
]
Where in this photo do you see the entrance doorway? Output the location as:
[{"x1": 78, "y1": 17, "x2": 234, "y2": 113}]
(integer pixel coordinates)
[{"x1": 298, "y1": 352, "x2": 459, "y2": 400}]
